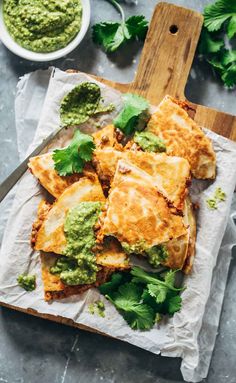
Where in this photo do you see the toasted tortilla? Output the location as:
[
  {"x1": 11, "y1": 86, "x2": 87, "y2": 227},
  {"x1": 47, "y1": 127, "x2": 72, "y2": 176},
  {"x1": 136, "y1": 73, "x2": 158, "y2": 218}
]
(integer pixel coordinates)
[
  {"x1": 183, "y1": 197, "x2": 197, "y2": 273},
  {"x1": 92, "y1": 124, "x2": 122, "y2": 149},
  {"x1": 28, "y1": 152, "x2": 87, "y2": 199},
  {"x1": 96, "y1": 237, "x2": 130, "y2": 269},
  {"x1": 93, "y1": 149, "x2": 190, "y2": 210},
  {"x1": 101, "y1": 160, "x2": 187, "y2": 249},
  {"x1": 163, "y1": 197, "x2": 195, "y2": 272},
  {"x1": 35, "y1": 174, "x2": 105, "y2": 254},
  {"x1": 41, "y1": 253, "x2": 113, "y2": 301},
  {"x1": 31, "y1": 199, "x2": 52, "y2": 247},
  {"x1": 147, "y1": 95, "x2": 216, "y2": 179}
]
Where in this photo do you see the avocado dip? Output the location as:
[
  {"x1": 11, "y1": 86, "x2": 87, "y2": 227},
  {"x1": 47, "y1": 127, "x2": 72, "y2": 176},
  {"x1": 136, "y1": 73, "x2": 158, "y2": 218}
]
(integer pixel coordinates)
[
  {"x1": 134, "y1": 131, "x2": 166, "y2": 153},
  {"x1": 50, "y1": 202, "x2": 101, "y2": 286},
  {"x1": 60, "y1": 82, "x2": 115, "y2": 127},
  {"x1": 3, "y1": 0, "x2": 82, "y2": 53}
]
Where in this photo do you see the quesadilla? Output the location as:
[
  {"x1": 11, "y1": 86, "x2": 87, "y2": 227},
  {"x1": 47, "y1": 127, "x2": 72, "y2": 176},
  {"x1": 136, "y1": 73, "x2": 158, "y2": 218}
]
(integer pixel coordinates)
[
  {"x1": 101, "y1": 159, "x2": 187, "y2": 251},
  {"x1": 41, "y1": 253, "x2": 113, "y2": 301},
  {"x1": 28, "y1": 153, "x2": 83, "y2": 199},
  {"x1": 93, "y1": 149, "x2": 190, "y2": 210},
  {"x1": 34, "y1": 174, "x2": 105, "y2": 254},
  {"x1": 163, "y1": 197, "x2": 196, "y2": 272},
  {"x1": 147, "y1": 95, "x2": 216, "y2": 179},
  {"x1": 92, "y1": 124, "x2": 122, "y2": 149},
  {"x1": 96, "y1": 237, "x2": 130, "y2": 269},
  {"x1": 183, "y1": 196, "x2": 197, "y2": 273}
]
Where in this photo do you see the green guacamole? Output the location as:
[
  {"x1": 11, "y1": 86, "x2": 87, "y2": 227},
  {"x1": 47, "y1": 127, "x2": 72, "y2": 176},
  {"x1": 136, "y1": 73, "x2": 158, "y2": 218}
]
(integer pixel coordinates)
[
  {"x1": 3, "y1": 0, "x2": 82, "y2": 53},
  {"x1": 134, "y1": 131, "x2": 166, "y2": 153},
  {"x1": 17, "y1": 274, "x2": 36, "y2": 291},
  {"x1": 122, "y1": 241, "x2": 168, "y2": 268},
  {"x1": 60, "y1": 82, "x2": 114, "y2": 127},
  {"x1": 146, "y1": 245, "x2": 168, "y2": 268},
  {"x1": 50, "y1": 202, "x2": 101, "y2": 286}
]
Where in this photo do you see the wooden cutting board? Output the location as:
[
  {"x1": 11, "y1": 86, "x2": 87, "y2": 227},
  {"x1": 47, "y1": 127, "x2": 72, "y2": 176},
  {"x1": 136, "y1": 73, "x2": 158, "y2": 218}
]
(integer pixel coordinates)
[{"x1": 1, "y1": 2, "x2": 236, "y2": 331}]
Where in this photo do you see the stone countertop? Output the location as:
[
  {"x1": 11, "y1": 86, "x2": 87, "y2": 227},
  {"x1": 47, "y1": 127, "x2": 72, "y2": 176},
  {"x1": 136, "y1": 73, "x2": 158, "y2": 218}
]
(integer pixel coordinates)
[{"x1": 0, "y1": 1, "x2": 235, "y2": 382}]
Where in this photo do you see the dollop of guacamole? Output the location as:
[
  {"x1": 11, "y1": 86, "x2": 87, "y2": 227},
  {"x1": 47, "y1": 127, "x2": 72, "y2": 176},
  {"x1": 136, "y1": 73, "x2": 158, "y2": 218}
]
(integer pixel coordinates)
[
  {"x1": 50, "y1": 202, "x2": 101, "y2": 286},
  {"x1": 121, "y1": 240, "x2": 146, "y2": 255},
  {"x1": 3, "y1": 0, "x2": 82, "y2": 53},
  {"x1": 146, "y1": 245, "x2": 168, "y2": 268},
  {"x1": 17, "y1": 274, "x2": 36, "y2": 291},
  {"x1": 134, "y1": 131, "x2": 166, "y2": 153},
  {"x1": 122, "y1": 241, "x2": 168, "y2": 268},
  {"x1": 60, "y1": 82, "x2": 114, "y2": 127}
]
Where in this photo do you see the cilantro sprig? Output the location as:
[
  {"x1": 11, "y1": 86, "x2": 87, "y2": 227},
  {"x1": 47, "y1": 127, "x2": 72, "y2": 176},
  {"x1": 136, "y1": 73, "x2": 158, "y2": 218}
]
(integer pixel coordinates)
[
  {"x1": 52, "y1": 129, "x2": 95, "y2": 176},
  {"x1": 99, "y1": 267, "x2": 183, "y2": 331},
  {"x1": 199, "y1": 0, "x2": 236, "y2": 88},
  {"x1": 92, "y1": 0, "x2": 148, "y2": 53},
  {"x1": 113, "y1": 93, "x2": 150, "y2": 135}
]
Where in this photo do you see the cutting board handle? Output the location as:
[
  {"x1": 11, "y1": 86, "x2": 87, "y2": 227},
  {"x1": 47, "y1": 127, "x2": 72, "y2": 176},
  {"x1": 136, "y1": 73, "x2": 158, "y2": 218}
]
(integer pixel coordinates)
[{"x1": 130, "y1": 2, "x2": 203, "y2": 104}]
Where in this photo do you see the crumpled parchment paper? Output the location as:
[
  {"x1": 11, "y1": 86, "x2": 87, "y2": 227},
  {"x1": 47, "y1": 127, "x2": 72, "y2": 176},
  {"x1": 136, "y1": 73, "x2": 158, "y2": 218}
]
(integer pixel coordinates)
[{"x1": 0, "y1": 68, "x2": 236, "y2": 383}]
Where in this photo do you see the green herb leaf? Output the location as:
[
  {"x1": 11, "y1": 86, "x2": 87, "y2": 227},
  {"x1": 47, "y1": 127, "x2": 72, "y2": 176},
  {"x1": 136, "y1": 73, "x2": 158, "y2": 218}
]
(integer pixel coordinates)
[
  {"x1": 92, "y1": 15, "x2": 148, "y2": 53},
  {"x1": 147, "y1": 283, "x2": 168, "y2": 304},
  {"x1": 131, "y1": 266, "x2": 182, "y2": 291},
  {"x1": 125, "y1": 15, "x2": 149, "y2": 40},
  {"x1": 166, "y1": 294, "x2": 182, "y2": 315},
  {"x1": 92, "y1": 22, "x2": 125, "y2": 52},
  {"x1": 227, "y1": 14, "x2": 236, "y2": 38},
  {"x1": 199, "y1": 1, "x2": 236, "y2": 88},
  {"x1": 113, "y1": 93, "x2": 150, "y2": 135},
  {"x1": 198, "y1": 28, "x2": 224, "y2": 55},
  {"x1": 221, "y1": 63, "x2": 236, "y2": 87},
  {"x1": 99, "y1": 272, "x2": 127, "y2": 295},
  {"x1": 53, "y1": 129, "x2": 95, "y2": 176},
  {"x1": 106, "y1": 282, "x2": 155, "y2": 330},
  {"x1": 204, "y1": 0, "x2": 236, "y2": 33}
]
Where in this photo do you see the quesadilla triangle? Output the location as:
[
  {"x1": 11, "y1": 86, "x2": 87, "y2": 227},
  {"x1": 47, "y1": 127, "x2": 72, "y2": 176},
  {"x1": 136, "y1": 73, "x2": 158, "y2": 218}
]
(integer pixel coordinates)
[
  {"x1": 147, "y1": 95, "x2": 216, "y2": 179},
  {"x1": 40, "y1": 253, "x2": 113, "y2": 301},
  {"x1": 34, "y1": 173, "x2": 106, "y2": 254},
  {"x1": 93, "y1": 149, "x2": 190, "y2": 211},
  {"x1": 92, "y1": 124, "x2": 122, "y2": 149},
  {"x1": 183, "y1": 196, "x2": 197, "y2": 274},
  {"x1": 28, "y1": 152, "x2": 94, "y2": 199},
  {"x1": 101, "y1": 159, "x2": 187, "y2": 253},
  {"x1": 96, "y1": 237, "x2": 130, "y2": 269},
  {"x1": 161, "y1": 197, "x2": 196, "y2": 272}
]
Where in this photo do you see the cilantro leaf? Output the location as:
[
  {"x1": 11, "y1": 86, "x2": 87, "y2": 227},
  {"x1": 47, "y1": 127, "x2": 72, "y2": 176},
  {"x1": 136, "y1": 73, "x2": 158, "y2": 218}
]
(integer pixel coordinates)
[
  {"x1": 123, "y1": 304, "x2": 155, "y2": 330},
  {"x1": 147, "y1": 283, "x2": 168, "y2": 304},
  {"x1": 199, "y1": 1, "x2": 236, "y2": 88},
  {"x1": 221, "y1": 63, "x2": 236, "y2": 87},
  {"x1": 166, "y1": 294, "x2": 182, "y2": 315},
  {"x1": 204, "y1": 0, "x2": 236, "y2": 34},
  {"x1": 227, "y1": 14, "x2": 236, "y2": 38},
  {"x1": 125, "y1": 15, "x2": 149, "y2": 40},
  {"x1": 198, "y1": 28, "x2": 224, "y2": 55},
  {"x1": 131, "y1": 267, "x2": 183, "y2": 292},
  {"x1": 92, "y1": 22, "x2": 126, "y2": 52},
  {"x1": 106, "y1": 282, "x2": 155, "y2": 330},
  {"x1": 99, "y1": 272, "x2": 128, "y2": 295},
  {"x1": 53, "y1": 129, "x2": 95, "y2": 176},
  {"x1": 92, "y1": 0, "x2": 148, "y2": 54},
  {"x1": 113, "y1": 93, "x2": 150, "y2": 135}
]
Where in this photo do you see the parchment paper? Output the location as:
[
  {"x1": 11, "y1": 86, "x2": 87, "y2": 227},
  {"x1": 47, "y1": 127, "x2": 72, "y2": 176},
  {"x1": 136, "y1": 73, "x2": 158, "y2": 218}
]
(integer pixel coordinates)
[{"x1": 0, "y1": 68, "x2": 236, "y2": 382}]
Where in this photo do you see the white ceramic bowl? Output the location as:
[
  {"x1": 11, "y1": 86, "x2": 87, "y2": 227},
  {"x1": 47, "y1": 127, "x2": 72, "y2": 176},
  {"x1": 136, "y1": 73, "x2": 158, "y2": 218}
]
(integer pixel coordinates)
[{"x1": 0, "y1": 0, "x2": 91, "y2": 62}]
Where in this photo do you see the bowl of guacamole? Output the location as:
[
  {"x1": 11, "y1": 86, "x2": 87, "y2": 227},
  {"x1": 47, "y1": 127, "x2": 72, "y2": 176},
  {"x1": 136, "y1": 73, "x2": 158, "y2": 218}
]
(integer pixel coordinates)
[{"x1": 0, "y1": 0, "x2": 90, "y2": 61}]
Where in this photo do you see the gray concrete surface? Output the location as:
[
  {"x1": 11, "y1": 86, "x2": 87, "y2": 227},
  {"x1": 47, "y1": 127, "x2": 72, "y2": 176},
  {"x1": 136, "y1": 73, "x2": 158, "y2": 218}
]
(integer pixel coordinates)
[{"x1": 0, "y1": 0, "x2": 235, "y2": 382}]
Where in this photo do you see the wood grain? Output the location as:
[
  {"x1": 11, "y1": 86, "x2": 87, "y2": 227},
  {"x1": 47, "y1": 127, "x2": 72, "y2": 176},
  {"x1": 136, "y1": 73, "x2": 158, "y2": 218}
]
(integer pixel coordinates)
[{"x1": 1, "y1": 1, "x2": 236, "y2": 330}]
